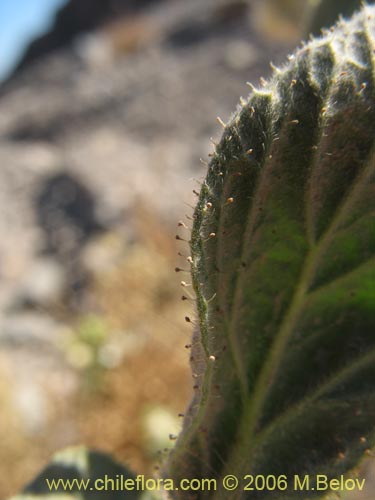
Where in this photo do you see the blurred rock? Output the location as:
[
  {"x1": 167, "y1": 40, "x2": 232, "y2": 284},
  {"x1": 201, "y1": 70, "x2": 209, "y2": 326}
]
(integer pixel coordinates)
[
  {"x1": 13, "y1": 258, "x2": 66, "y2": 309},
  {"x1": 35, "y1": 172, "x2": 103, "y2": 257},
  {"x1": 0, "y1": 0, "x2": 291, "y2": 216},
  {"x1": 12, "y1": 382, "x2": 49, "y2": 435},
  {"x1": 11, "y1": 0, "x2": 163, "y2": 77},
  {"x1": 0, "y1": 0, "x2": 294, "y2": 436},
  {"x1": 0, "y1": 312, "x2": 64, "y2": 350},
  {"x1": 0, "y1": 141, "x2": 61, "y2": 310},
  {"x1": 0, "y1": 1, "x2": 293, "y2": 315},
  {"x1": 81, "y1": 233, "x2": 125, "y2": 275},
  {"x1": 223, "y1": 40, "x2": 259, "y2": 70}
]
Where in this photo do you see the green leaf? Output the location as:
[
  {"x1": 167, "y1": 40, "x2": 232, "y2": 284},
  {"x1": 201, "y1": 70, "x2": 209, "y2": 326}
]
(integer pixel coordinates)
[
  {"x1": 169, "y1": 6, "x2": 375, "y2": 499},
  {"x1": 10, "y1": 447, "x2": 144, "y2": 500}
]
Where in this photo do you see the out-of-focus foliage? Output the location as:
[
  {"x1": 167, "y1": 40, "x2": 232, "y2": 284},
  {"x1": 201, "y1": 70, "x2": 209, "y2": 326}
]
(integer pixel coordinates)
[
  {"x1": 252, "y1": 0, "x2": 313, "y2": 42},
  {"x1": 12, "y1": 447, "x2": 143, "y2": 500},
  {"x1": 307, "y1": 0, "x2": 364, "y2": 36},
  {"x1": 256, "y1": 0, "x2": 365, "y2": 42}
]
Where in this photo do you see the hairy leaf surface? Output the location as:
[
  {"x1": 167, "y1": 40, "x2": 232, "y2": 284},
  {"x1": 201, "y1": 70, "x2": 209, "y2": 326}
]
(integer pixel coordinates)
[{"x1": 170, "y1": 6, "x2": 375, "y2": 499}]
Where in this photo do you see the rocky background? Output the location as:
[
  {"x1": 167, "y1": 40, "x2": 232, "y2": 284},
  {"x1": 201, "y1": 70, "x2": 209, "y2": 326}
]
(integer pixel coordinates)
[{"x1": 1, "y1": 0, "x2": 371, "y2": 498}]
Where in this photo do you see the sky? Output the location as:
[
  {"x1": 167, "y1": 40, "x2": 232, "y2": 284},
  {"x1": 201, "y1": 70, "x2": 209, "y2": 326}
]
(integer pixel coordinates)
[{"x1": 0, "y1": 0, "x2": 67, "y2": 80}]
